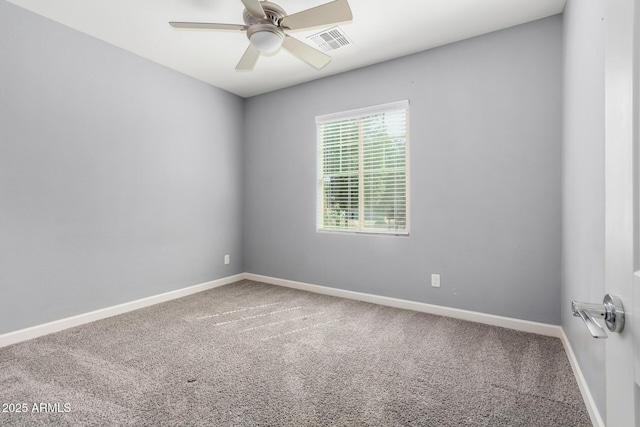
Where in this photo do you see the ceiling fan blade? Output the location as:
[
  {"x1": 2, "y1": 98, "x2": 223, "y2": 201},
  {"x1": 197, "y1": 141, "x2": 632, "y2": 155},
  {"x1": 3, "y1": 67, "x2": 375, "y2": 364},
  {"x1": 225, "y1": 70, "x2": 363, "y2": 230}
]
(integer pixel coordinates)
[
  {"x1": 169, "y1": 22, "x2": 248, "y2": 31},
  {"x1": 282, "y1": 35, "x2": 331, "y2": 70},
  {"x1": 281, "y1": 0, "x2": 353, "y2": 31},
  {"x1": 241, "y1": 0, "x2": 266, "y2": 19},
  {"x1": 236, "y1": 44, "x2": 261, "y2": 71}
]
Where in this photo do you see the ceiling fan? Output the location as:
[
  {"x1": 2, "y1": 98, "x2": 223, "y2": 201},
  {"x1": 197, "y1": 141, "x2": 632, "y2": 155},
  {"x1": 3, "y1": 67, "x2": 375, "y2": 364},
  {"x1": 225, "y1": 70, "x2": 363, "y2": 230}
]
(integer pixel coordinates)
[{"x1": 169, "y1": 0, "x2": 353, "y2": 71}]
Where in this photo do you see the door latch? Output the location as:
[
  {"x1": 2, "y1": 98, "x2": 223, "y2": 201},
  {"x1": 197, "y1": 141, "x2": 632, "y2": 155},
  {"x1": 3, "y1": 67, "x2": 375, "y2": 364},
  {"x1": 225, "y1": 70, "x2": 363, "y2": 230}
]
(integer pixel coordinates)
[{"x1": 571, "y1": 294, "x2": 625, "y2": 339}]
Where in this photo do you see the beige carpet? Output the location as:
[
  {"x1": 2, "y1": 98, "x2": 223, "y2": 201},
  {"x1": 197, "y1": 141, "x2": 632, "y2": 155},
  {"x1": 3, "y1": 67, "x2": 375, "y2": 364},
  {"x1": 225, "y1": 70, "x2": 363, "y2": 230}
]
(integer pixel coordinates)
[{"x1": 0, "y1": 280, "x2": 590, "y2": 426}]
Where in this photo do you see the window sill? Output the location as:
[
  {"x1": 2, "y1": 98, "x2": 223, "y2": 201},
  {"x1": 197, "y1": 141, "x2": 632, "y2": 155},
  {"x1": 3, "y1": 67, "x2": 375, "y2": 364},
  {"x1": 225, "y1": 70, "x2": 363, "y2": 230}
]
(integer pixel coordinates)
[{"x1": 316, "y1": 228, "x2": 410, "y2": 237}]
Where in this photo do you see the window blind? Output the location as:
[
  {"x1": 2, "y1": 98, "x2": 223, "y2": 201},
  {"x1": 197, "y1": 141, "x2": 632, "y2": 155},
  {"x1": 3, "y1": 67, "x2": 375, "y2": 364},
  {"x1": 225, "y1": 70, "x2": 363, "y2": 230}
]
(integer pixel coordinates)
[{"x1": 316, "y1": 100, "x2": 409, "y2": 235}]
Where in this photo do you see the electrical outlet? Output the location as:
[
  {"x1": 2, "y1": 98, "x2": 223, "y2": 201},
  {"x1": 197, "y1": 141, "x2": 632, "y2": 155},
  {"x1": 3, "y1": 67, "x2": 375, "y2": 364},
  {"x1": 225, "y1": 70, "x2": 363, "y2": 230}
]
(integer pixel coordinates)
[
  {"x1": 224, "y1": 254, "x2": 230, "y2": 265},
  {"x1": 431, "y1": 274, "x2": 441, "y2": 288}
]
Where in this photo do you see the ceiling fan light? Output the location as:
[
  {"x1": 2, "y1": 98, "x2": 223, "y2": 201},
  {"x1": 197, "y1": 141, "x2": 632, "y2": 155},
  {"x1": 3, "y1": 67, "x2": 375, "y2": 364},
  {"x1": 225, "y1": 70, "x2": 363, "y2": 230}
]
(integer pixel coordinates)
[{"x1": 250, "y1": 29, "x2": 284, "y2": 53}]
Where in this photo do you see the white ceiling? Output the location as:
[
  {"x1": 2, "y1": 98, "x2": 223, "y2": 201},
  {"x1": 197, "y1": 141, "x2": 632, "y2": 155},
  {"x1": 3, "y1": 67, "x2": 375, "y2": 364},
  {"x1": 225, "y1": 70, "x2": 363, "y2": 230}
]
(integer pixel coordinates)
[{"x1": 7, "y1": 0, "x2": 566, "y2": 98}]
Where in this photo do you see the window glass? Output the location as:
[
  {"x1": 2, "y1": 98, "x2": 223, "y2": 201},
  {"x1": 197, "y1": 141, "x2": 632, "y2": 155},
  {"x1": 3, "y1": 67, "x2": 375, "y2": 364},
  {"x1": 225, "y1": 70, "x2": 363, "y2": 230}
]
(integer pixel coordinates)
[{"x1": 316, "y1": 100, "x2": 409, "y2": 235}]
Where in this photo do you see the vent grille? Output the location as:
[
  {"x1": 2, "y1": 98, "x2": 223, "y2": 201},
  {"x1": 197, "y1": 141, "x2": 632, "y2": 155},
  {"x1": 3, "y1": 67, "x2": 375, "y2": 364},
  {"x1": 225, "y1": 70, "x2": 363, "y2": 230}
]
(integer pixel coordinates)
[{"x1": 308, "y1": 27, "x2": 352, "y2": 52}]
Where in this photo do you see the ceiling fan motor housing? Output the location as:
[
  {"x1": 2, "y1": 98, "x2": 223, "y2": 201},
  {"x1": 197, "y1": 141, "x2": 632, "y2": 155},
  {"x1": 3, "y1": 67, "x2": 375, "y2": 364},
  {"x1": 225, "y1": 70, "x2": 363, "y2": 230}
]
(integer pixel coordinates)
[
  {"x1": 244, "y1": 2, "x2": 287, "y2": 53},
  {"x1": 242, "y1": 2, "x2": 287, "y2": 27}
]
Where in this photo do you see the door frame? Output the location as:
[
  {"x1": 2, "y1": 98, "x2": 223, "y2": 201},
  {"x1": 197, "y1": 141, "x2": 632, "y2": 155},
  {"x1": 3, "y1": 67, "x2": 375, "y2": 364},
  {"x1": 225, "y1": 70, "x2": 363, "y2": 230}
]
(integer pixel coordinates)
[{"x1": 604, "y1": 0, "x2": 637, "y2": 425}]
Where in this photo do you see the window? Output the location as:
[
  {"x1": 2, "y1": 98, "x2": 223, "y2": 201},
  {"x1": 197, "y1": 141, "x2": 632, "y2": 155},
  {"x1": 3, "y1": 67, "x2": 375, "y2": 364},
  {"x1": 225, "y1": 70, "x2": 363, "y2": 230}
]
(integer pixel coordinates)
[{"x1": 316, "y1": 100, "x2": 410, "y2": 235}]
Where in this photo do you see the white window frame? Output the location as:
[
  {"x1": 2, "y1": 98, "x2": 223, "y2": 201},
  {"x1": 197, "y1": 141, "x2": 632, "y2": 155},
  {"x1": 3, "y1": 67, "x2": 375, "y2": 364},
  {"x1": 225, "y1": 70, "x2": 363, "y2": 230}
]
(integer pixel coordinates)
[{"x1": 316, "y1": 100, "x2": 410, "y2": 236}]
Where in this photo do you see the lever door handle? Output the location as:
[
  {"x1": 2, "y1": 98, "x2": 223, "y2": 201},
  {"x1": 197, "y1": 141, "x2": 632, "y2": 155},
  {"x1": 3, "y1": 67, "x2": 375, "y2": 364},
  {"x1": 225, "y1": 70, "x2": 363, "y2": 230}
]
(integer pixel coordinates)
[{"x1": 571, "y1": 294, "x2": 624, "y2": 339}]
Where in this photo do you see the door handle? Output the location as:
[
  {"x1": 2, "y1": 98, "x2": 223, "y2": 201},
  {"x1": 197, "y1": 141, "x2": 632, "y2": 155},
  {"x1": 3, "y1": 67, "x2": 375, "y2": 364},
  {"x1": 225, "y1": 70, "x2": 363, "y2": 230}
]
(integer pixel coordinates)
[{"x1": 571, "y1": 294, "x2": 625, "y2": 339}]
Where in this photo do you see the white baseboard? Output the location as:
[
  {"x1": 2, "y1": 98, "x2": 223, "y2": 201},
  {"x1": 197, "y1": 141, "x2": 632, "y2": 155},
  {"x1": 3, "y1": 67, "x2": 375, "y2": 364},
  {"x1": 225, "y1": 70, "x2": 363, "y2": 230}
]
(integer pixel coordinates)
[
  {"x1": 0, "y1": 271, "x2": 602, "y2": 427},
  {"x1": 247, "y1": 273, "x2": 602, "y2": 426},
  {"x1": 0, "y1": 273, "x2": 244, "y2": 348},
  {"x1": 245, "y1": 273, "x2": 562, "y2": 338},
  {"x1": 0, "y1": 272, "x2": 562, "y2": 346},
  {"x1": 558, "y1": 329, "x2": 605, "y2": 427}
]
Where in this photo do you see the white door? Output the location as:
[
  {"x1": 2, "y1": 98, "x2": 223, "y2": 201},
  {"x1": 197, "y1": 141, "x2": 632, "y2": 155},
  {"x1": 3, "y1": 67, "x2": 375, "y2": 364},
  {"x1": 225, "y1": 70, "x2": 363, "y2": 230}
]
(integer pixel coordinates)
[{"x1": 604, "y1": 0, "x2": 637, "y2": 425}]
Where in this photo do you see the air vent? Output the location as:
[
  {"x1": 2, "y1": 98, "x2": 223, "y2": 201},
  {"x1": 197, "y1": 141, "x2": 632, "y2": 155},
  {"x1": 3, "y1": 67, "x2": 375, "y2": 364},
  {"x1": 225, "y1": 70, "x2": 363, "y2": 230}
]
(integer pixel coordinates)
[{"x1": 307, "y1": 27, "x2": 352, "y2": 52}]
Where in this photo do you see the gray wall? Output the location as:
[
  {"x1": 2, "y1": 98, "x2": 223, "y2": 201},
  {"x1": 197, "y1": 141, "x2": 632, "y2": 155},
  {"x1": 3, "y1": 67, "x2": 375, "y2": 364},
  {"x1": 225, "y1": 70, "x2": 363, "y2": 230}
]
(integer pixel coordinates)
[
  {"x1": 244, "y1": 16, "x2": 563, "y2": 324},
  {"x1": 0, "y1": 1, "x2": 244, "y2": 334},
  {"x1": 561, "y1": 0, "x2": 606, "y2": 417},
  {"x1": 0, "y1": 0, "x2": 567, "y2": 335}
]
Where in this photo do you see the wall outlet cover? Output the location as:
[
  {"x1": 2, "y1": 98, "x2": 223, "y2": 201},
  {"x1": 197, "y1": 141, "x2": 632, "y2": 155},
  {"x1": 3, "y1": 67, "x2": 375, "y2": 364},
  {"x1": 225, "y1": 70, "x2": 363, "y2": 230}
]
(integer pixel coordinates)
[{"x1": 431, "y1": 274, "x2": 441, "y2": 288}]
